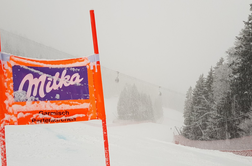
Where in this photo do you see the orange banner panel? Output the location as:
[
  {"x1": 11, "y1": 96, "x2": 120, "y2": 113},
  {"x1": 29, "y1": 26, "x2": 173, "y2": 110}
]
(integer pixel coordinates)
[{"x1": 0, "y1": 53, "x2": 105, "y2": 125}]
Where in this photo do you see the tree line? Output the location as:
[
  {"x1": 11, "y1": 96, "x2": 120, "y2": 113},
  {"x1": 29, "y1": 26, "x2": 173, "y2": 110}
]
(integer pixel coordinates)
[
  {"x1": 182, "y1": 4, "x2": 252, "y2": 140},
  {"x1": 117, "y1": 84, "x2": 163, "y2": 122}
]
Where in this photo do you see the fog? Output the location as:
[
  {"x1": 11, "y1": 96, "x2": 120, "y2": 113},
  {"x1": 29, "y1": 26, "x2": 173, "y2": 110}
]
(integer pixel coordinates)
[{"x1": 0, "y1": 0, "x2": 251, "y2": 94}]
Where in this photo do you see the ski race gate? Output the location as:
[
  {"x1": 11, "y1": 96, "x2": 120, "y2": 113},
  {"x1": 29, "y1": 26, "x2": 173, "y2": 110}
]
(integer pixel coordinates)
[{"x1": 0, "y1": 10, "x2": 110, "y2": 166}]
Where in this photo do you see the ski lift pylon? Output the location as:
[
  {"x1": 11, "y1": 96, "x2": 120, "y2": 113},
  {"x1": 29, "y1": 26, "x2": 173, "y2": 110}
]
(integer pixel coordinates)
[{"x1": 115, "y1": 71, "x2": 119, "y2": 83}]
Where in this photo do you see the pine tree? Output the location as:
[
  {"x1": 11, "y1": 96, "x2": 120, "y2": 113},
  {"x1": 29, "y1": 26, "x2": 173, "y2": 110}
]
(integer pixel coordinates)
[
  {"x1": 238, "y1": 111, "x2": 252, "y2": 136},
  {"x1": 214, "y1": 57, "x2": 224, "y2": 70},
  {"x1": 213, "y1": 62, "x2": 231, "y2": 111},
  {"x1": 192, "y1": 75, "x2": 208, "y2": 118},
  {"x1": 137, "y1": 93, "x2": 154, "y2": 121},
  {"x1": 212, "y1": 60, "x2": 233, "y2": 139},
  {"x1": 190, "y1": 75, "x2": 209, "y2": 140},
  {"x1": 205, "y1": 67, "x2": 214, "y2": 109},
  {"x1": 230, "y1": 5, "x2": 252, "y2": 114},
  {"x1": 203, "y1": 67, "x2": 220, "y2": 140},
  {"x1": 184, "y1": 87, "x2": 193, "y2": 126},
  {"x1": 129, "y1": 84, "x2": 140, "y2": 120},
  {"x1": 182, "y1": 87, "x2": 195, "y2": 139},
  {"x1": 117, "y1": 85, "x2": 131, "y2": 120}
]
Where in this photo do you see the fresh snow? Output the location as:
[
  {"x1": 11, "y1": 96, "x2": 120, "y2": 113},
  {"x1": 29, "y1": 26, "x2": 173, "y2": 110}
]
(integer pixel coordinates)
[{"x1": 2, "y1": 97, "x2": 252, "y2": 166}]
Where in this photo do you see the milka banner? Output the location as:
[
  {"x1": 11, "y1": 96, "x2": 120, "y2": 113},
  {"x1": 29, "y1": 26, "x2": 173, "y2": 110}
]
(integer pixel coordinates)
[
  {"x1": 0, "y1": 10, "x2": 110, "y2": 166},
  {"x1": 0, "y1": 53, "x2": 105, "y2": 126}
]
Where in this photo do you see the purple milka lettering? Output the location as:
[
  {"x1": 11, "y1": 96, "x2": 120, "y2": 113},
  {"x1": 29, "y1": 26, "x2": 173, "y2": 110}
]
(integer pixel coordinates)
[{"x1": 18, "y1": 69, "x2": 84, "y2": 99}]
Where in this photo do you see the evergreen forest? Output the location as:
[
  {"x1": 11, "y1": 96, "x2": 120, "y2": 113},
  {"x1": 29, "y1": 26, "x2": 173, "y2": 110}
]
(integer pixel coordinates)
[{"x1": 182, "y1": 4, "x2": 252, "y2": 140}]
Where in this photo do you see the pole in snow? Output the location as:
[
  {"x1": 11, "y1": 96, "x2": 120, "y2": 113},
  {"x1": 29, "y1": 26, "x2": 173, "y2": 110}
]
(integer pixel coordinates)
[{"x1": 90, "y1": 10, "x2": 111, "y2": 166}]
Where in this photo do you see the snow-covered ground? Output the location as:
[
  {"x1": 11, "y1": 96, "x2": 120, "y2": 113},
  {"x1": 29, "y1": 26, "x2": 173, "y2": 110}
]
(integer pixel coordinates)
[{"x1": 3, "y1": 97, "x2": 252, "y2": 166}]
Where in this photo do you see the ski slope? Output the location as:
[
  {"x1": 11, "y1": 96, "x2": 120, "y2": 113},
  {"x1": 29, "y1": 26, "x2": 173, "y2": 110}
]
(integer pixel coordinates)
[{"x1": 3, "y1": 97, "x2": 252, "y2": 166}]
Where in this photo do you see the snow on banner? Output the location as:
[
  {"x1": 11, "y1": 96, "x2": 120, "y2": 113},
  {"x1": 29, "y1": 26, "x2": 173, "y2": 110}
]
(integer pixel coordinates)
[
  {"x1": 0, "y1": 53, "x2": 106, "y2": 126},
  {"x1": 0, "y1": 10, "x2": 109, "y2": 166}
]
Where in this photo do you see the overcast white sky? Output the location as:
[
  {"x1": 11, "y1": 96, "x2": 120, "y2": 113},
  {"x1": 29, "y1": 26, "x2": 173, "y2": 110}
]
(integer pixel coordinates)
[{"x1": 0, "y1": 0, "x2": 251, "y2": 93}]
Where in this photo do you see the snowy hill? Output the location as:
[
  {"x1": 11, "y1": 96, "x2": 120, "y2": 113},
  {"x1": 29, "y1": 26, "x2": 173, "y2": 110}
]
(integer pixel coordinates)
[
  {"x1": 1, "y1": 29, "x2": 186, "y2": 113},
  {"x1": 3, "y1": 97, "x2": 252, "y2": 166},
  {"x1": 1, "y1": 30, "x2": 252, "y2": 165}
]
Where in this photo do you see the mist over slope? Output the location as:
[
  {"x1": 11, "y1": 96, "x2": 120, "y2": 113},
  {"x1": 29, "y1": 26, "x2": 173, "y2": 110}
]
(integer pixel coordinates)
[
  {"x1": 1, "y1": 29, "x2": 252, "y2": 166},
  {"x1": 1, "y1": 29, "x2": 185, "y2": 113}
]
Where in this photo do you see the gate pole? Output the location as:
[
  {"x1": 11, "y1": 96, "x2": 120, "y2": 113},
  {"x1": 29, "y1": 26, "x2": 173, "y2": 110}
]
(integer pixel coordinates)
[{"x1": 90, "y1": 10, "x2": 110, "y2": 166}]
